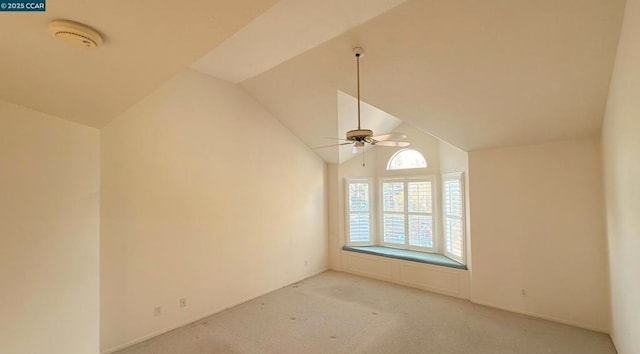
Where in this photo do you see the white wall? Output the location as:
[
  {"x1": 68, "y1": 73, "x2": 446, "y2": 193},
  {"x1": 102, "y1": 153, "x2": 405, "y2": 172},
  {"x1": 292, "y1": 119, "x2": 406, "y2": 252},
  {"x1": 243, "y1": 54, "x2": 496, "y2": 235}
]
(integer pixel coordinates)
[
  {"x1": 100, "y1": 69, "x2": 328, "y2": 352},
  {"x1": 602, "y1": 0, "x2": 640, "y2": 352},
  {"x1": 0, "y1": 101, "x2": 100, "y2": 354},
  {"x1": 439, "y1": 140, "x2": 467, "y2": 174},
  {"x1": 468, "y1": 139, "x2": 610, "y2": 332}
]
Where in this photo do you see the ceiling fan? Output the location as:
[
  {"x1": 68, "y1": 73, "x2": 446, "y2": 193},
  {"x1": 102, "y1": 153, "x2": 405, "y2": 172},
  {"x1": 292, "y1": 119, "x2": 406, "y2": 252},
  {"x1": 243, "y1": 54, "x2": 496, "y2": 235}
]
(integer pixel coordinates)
[{"x1": 315, "y1": 47, "x2": 410, "y2": 154}]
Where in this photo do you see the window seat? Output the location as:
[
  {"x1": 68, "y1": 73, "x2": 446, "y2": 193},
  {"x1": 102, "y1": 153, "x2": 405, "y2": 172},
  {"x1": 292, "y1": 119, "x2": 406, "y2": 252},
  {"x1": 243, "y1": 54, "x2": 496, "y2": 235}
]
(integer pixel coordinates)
[{"x1": 342, "y1": 246, "x2": 467, "y2": 270}]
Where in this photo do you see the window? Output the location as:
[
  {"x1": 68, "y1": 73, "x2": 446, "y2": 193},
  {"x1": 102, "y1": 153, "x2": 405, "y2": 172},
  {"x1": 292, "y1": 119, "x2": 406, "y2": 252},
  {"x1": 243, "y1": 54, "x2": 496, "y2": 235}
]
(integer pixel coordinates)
[
  {"x1": 387, "y1": 149, "x2": 427, "y2": 170},
  {"x1": 381, "y1": 177, "x2": 434, "y2": 251},
  {"x1": 443, "y1": 173, "x2": 465, "y2": 263},
  {"x1": 346, "y1": 178, "x2": 372, "y2": 245}
]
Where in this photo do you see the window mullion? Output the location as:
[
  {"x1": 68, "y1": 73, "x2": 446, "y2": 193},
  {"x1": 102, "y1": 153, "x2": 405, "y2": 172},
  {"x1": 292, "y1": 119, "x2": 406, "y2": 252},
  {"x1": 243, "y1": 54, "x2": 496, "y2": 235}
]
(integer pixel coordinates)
[{"x1": 404, "y1": 180, "x2": 409, "y2": 248}]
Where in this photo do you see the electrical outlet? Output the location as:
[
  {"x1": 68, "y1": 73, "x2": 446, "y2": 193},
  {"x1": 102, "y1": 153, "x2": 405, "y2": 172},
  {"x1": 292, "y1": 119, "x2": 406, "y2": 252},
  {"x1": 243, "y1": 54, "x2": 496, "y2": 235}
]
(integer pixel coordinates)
[
  {"x1": 304, "y1": 260, "x2": 308, "y2": 266},
  {"x1": 179, "y1": 298, "x2": 187, "y2": 308},
  {"x1": 154, "y1": 306, "x2": 162, "y2": 316},
  {"x1": 521, "y1": 289, "x2": 528, "y2": 297}
]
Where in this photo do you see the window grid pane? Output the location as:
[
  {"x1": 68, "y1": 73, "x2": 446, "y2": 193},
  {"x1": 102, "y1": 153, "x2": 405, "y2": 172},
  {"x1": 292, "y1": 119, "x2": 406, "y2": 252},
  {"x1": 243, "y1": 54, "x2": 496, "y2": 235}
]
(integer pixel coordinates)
[
  {"x1": 349, "y1": 213, "x2": 371, "y2": 243},
  {"x1": 445, "y1": 217, "x2": 463, "y2": 257},
  {"x1": 409, "y1": 214, "x2": 432, "y2": 248},
  {"x1": 349, "y1": 182, "x2": 370, "y2": 212},
  {"x1": 383, "y1": 182, "x2": 404, "y2": 212},
  {"x1": 408, "y1": 181, "x2": 432, "y2": 213},
  {"x1": 444, "y1": 180, "x2": 462, "y2": 217},
  {"x1": 383, "y1": 213, "x2": 405, "y2": 244}
]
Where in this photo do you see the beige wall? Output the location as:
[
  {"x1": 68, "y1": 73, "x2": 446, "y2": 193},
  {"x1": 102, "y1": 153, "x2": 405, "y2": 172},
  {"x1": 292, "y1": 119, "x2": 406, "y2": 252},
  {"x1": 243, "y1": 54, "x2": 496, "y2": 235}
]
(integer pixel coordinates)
[
  {"x1": 469, "y1": 139, "x2": 610, "y2": 332},
  {"x1": 0, "y1": 101, "x2": 100, "y2": 354},
  {"x1": 100, "y1": 69, "x2": 328, "y2": 352},
  {"x1": 327, "y1": 163, "x2": 341, "y2": 270},
  {"x1": 602, "y1": 0, "x2": 640, "y2": 352}
]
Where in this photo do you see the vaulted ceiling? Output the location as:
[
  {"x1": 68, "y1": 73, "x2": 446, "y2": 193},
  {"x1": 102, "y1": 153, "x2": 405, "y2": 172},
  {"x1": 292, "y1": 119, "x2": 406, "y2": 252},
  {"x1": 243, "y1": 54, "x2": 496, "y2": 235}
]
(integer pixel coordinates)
[
  {"x1": 0, "y1": 0, "x2": 277, "y2": 127},
  {"x1": 0, "y1": 0, "x2": 626, "y2": 163},
  {"x1": 235, "y1": 0, "x2": 625, "y2": 161}
]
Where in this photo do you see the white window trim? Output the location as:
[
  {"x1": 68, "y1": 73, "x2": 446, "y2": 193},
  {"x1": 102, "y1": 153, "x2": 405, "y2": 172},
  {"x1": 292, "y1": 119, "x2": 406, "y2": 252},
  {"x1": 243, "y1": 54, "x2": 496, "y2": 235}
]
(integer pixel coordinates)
[
  {"x1": 379, "y1": 175, "x2": 436, "y2": 253},
  {"x1": 345, "y1": 177, "x2": 374, "y2": 246},
  {"x1": 442, "y1": 172, "x2": 466, "y2": 263}
]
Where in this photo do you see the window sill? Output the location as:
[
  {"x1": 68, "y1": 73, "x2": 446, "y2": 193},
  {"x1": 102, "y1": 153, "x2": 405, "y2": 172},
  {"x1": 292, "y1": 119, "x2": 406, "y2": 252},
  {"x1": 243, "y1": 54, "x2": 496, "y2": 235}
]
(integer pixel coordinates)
[{"x1": 342, "y1": 246, "x2": 467, "y2": 270}]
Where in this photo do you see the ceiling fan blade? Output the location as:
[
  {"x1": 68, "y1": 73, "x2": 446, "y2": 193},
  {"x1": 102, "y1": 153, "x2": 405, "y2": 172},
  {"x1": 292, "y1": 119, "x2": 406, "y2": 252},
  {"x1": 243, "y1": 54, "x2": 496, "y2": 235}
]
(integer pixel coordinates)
[
  {"x1": 373, "y1": 140, "x2": 410, "y2": 147},
  {"x1": 312, "y1": 142, "x2": 352, "y2": 149},
  {"x1": 323, "y1": 137, "x2": 350, "y2": 141},
  {"x1": 371, "y1": 133, "x2": 408, "y2": 141}
]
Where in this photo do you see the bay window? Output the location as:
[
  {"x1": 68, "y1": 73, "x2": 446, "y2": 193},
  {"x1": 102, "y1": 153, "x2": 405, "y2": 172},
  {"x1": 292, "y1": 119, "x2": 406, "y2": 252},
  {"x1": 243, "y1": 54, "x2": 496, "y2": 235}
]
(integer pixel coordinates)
[{"x1": 344, "y1": 149, "x2": 466, "y2": 265}]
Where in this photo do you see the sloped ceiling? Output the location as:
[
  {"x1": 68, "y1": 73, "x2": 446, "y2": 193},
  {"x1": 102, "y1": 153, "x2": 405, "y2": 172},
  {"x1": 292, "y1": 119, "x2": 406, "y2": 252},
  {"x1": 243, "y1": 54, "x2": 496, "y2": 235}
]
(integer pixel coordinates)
[
  {"x1": 0, "y1": 0, "x2": 277, "y2": 128},
  {"x1": 191, "y1": 0, "x2": 408, "y2": 83},
  {"x1": 0, "y1": 0, "x2": 626, "y2": 161},
  {"x1": 235, "y1": 0, "x2": 625, "y2": 161}
]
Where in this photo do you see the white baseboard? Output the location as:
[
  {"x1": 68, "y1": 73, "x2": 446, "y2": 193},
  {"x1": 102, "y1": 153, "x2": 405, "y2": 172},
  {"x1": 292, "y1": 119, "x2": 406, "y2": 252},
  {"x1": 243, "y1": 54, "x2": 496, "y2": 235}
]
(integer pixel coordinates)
[{"x1": 470, "y1": 297, "x2": 610, "y2": 334}]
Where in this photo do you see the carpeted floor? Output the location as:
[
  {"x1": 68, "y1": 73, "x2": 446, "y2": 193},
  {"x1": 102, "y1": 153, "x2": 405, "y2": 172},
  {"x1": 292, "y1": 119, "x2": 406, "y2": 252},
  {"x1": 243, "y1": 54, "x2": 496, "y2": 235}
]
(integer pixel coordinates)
[{"x1": 115, "y1": 271, "x2": 616, "y2": 354}]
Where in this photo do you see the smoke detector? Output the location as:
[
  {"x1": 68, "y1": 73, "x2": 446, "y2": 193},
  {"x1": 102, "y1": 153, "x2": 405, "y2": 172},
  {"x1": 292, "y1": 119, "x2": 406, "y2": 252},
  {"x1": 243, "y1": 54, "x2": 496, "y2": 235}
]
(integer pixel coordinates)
[{"x1": 49, "y1": 20, "x2": 103, "y2": 48}]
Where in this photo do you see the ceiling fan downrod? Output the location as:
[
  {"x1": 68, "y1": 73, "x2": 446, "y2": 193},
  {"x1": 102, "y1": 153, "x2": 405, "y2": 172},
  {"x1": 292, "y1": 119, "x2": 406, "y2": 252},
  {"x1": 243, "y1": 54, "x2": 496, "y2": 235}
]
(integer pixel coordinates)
[
  {"x1": 311, "y1": 46, "x2": 409, "y2": 157},
  {"x1": 346, "y1": 47, "x2": 374, "y2": 144},
  {"x1": 354, "y1": 47, "x2": 364, "y2": 131}
]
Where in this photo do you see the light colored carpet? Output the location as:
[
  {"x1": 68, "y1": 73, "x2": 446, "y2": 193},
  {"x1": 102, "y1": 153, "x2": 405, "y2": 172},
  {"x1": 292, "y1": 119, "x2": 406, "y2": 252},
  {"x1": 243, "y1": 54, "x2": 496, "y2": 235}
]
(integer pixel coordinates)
[{"x1": 115, "y1": 271, "x2": 616, "y2": 354}]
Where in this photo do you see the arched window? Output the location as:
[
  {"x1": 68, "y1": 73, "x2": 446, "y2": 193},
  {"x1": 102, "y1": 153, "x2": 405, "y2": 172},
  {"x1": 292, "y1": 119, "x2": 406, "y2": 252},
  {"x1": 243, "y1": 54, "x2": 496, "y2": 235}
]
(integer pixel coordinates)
[{"x1": 387, "y1": 149, "x2": 427, "y2": 170}]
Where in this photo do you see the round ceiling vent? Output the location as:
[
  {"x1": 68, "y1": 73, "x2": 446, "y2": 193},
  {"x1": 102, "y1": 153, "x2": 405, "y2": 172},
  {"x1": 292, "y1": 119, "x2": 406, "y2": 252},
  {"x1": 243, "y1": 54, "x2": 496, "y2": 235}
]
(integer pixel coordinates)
[{"x1": 49, "y1": 20, "x2": 103, "y2": 48}]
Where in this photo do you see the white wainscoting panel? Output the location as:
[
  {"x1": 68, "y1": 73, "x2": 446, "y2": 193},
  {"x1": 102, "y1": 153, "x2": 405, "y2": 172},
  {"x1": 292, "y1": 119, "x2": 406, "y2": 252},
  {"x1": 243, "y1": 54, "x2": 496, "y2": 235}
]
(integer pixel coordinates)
[{"x1": 341, "y1": 250, "x2": 470, "y2": 299}]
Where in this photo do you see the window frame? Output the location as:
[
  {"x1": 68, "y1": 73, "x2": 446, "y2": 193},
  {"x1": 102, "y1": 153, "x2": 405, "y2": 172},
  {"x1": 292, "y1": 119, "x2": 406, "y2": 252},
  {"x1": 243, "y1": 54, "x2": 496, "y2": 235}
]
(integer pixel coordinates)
[
  {"x1": 345, "y1": 177, "x2": 374, "y2": 246},
  {"x1": 442, "y1": 172, "x2": 465, "y2": 263},
  {"x1": 379, "y1": 175, "x2": 436, "y2": 253}
]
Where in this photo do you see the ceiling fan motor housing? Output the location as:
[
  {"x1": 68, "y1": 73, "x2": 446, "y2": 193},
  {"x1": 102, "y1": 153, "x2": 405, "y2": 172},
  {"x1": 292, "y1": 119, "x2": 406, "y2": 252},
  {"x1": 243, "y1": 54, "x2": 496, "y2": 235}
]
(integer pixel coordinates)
[{"x1": 346, "y1": 129, "x2": 373, "y2": 142}]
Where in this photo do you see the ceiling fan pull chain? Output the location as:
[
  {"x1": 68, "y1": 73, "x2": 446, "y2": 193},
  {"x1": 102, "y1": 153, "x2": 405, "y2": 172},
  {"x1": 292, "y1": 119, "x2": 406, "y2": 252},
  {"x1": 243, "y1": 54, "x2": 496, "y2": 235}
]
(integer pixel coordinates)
[{"x1": 362, "y1": 145, "x2": 365, "y2": 167}]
